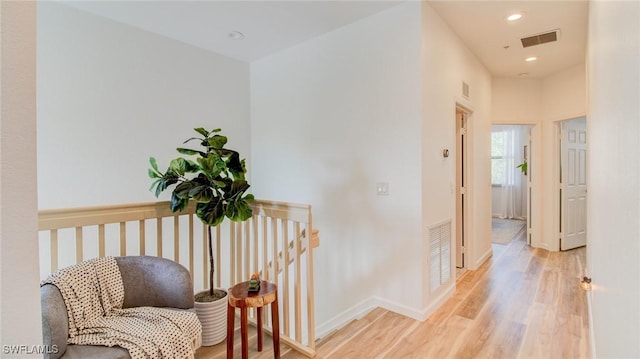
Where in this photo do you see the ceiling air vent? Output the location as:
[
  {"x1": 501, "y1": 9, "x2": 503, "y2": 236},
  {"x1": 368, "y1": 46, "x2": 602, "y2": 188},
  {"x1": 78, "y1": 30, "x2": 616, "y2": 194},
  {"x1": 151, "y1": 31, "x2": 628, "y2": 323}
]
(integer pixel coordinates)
[
  {"x1": 521, "y1": 29, "x2": 560, "y2": 48},
  {"x1": 462, "y1": 82, "x2": 469, "y2": 99}
]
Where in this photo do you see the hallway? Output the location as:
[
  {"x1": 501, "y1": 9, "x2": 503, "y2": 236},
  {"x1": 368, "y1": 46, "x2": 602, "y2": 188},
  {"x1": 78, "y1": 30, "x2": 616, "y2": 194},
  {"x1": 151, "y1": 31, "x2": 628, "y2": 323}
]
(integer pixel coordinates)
[{"x1": 311, "y1": 232, "x2": 589, "y2": 358}]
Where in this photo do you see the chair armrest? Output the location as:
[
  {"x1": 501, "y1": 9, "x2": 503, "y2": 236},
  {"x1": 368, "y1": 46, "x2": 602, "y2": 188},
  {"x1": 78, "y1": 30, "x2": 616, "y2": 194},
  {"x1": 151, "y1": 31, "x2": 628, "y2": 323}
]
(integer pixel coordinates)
[
  {"x1": 41, "y1": 284, "x2": 68, "y2": 359},
  {"x1": 116, "y1": 256, "x2": 194, "y2": 309}
]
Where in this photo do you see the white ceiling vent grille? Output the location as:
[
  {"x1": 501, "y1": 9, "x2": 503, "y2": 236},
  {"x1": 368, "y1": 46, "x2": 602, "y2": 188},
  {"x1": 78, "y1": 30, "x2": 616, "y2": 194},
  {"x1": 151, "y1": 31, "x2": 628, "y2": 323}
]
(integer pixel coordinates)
[{"x1": 521, "y1": 29, "x2": 560, "y2": 48}]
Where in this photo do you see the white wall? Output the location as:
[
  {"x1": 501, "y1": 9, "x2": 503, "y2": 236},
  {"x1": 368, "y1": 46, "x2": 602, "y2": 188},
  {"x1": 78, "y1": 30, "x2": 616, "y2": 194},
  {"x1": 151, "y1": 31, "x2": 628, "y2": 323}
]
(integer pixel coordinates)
[
  {"x1": 251, "y1": 1, "x2": 493, "y2": 335},
  {"x1": 0, "y1": 0, "x2": 43, "y2": 352},
  {"x1": 587, "y1": 1, "x2": 640, "y2": 357},
  {"x1": 420, "y1": 2, "x2": 493, "y2": 292},
  {"x1": 492, "y1": 78, "x2": 543, "y2": 124},
  {"x1": 251, "y1": 2, "x2": 424, "y2": 333},
  {"x1": 37, "y1": 2, "x2": 251, "y2": 210},
  {"x1": 540, "y1": 64, "x2": 587, "y2": 250},
  {"x1": 491, "y1": 64, "x2": 586, "y2": 250}
]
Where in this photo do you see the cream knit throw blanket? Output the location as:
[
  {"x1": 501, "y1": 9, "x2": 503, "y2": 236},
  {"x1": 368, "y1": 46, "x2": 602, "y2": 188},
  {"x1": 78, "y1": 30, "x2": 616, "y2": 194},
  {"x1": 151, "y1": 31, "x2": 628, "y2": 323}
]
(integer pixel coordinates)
[{"x1": 42, "y1": 257, "x2": 202, "y2": 359}]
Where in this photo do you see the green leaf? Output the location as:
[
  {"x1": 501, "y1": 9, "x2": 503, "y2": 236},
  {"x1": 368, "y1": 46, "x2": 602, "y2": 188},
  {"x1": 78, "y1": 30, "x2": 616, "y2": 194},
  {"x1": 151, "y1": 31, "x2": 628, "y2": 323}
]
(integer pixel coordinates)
[
  {"x1": 194, "y1": 127, "x2": 209, "y2": 137},
  {"x1": 189, "y1": 185, "x2": 214, "y2": 203},
  {"x1": 226, "y1": 197, "x2": 253, "y2": 222},
  {"x1": 227, "y1": 179, "x2": 250, "y2": 200},
  {"x1": 169, "y1": 158, "x2": 192, "y2": 176},
  {"x1": 170, "y1": 192, "x2": 189, "y2": 212},
  {"x1": 210, "y1": 128, "x2": 222, "y2": 133},
  {"x1": 177, "y1": 148, "x2": 205, "y2": 156},
  {"x1": 149, "y1": 157, "x2": 160, "y2": 172},
  {"x1": 213, "y1": 179, "x2": 232, "y2": 190},
  {"x1": 174, "y1": 181, "x2": 197, "y2": 199},
  {"x1": 196, "y1": 198, "x2": 225, "y2": 226},
  {"x1": 226, "y1": 152, "x2": 245, "y2": 179},
  {"x1": 154, "y1": 177, "x2": 178, "y2": 197},
  {"x1": 148, "y1": 157, "x2": 163, "y2": 178},
  {"x1": 149, "y1": 178, "x2": 162, "y2": 196},
  {"x1": 208, "y1": 135, "x2": 228, "y2": 149},
  {"x1": 197, "y1": 154, "x2": 225, "y2": 179}
]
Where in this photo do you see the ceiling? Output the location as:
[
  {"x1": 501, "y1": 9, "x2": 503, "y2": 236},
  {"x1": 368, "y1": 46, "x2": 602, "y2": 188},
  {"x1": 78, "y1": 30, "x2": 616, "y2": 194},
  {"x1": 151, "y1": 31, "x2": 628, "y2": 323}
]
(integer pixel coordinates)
[
  {"x1": 428, "y1": 1, "x2": 588, "y2": 78},
  {"x1": 62, "y1": 0, "x2": 403, "y2": 63},
  {"x1": 62, "y1": 0, "x2": 588, "y2": 78}
]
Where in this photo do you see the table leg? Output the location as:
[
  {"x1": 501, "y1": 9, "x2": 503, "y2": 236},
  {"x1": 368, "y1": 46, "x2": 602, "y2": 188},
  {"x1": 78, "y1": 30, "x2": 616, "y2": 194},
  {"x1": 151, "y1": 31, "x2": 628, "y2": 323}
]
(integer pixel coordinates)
[
  {"x1": 226, "y1": 303, "x2": 234, "y2": 359},
  {"x1": 257, "y1": 307, "x2": 263, "y2": 351},
  {"x1": 271, "y1": 293, "x2": 280, "y2": 359},
  {"x1": 240, "y1": 307, "x2": 248, "y2": 359}
]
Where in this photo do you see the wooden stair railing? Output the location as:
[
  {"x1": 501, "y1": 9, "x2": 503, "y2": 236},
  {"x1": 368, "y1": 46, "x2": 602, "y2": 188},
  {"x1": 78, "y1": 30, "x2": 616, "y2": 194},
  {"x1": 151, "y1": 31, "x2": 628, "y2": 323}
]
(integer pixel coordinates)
[{"x1": 38, "y1": 199, "x2": 319, "y2": 357}]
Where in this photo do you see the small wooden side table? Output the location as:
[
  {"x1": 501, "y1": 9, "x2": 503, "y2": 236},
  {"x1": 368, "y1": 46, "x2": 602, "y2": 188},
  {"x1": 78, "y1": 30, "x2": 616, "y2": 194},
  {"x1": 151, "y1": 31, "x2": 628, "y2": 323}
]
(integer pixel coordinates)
[{"x1": 227, "y1": 280, "x2": 280, "y2": 359}]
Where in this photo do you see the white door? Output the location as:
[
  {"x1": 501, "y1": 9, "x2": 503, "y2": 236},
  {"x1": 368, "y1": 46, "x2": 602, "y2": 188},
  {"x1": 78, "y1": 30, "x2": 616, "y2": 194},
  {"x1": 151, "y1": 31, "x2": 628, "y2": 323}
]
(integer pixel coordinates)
[{"x1": 561, "y1": 118, "x2": 587, "y2": 250}]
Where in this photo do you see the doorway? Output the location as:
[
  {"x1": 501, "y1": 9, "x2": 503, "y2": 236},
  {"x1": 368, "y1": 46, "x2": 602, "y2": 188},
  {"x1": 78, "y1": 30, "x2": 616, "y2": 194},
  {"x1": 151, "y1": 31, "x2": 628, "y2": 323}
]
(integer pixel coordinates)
[
  {"x1": 558, "y1": 117, "x2": 587, "y2": 250},
  {"x1": 455, "y1": 107, "x2": 468, "y2": 270},
  {"x1": 490, "y1": 124, "x2": 533, "y2": 246}
]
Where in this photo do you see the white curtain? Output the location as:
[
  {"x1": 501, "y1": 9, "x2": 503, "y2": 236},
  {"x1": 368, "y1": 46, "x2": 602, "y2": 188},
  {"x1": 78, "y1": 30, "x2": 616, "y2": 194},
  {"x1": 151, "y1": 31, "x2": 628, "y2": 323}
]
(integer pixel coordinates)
[{"x1": 493, "y1": 125, "x2": 527, "y2": 219}]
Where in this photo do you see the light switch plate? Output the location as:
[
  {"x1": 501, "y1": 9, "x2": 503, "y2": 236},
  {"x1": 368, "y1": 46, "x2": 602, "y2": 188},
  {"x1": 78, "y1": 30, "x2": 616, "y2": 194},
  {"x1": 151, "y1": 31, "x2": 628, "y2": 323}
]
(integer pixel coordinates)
[{"x1": 376, "y1": 182, "x2": 389, "y2": 196}]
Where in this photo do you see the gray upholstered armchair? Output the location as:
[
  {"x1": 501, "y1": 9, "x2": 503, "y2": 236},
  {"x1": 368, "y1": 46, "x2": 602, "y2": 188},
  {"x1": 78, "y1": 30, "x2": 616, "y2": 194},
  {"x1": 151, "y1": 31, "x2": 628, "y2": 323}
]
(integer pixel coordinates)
[{"x1": 41, "y1": 256, "x2": 196, "y2": 359}]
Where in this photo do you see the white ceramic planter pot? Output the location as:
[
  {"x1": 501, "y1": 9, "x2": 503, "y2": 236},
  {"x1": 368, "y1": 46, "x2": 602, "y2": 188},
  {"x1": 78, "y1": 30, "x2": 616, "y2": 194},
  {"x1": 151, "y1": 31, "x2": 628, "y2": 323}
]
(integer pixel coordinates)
[{"x1": 194, "y1": 289, "x2": 228, "y2": 346}]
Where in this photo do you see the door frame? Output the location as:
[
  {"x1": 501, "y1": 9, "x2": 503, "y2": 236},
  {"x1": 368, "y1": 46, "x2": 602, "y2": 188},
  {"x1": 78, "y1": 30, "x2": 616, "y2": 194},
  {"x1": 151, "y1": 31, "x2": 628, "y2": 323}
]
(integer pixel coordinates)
[
  {"x1": 455, "y1": 106, "x2": 469, "y2": 269},
  {"x1": 489, "y1": 122, "x2": 539, "y2": 247}
]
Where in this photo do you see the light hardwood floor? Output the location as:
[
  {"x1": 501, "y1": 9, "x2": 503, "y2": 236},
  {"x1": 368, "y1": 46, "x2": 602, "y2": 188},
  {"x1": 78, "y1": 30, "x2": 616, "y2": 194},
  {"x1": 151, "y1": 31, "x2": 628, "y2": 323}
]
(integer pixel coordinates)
[{"x1": 197, "y1": 232, "x2": 590, "y2": 358}]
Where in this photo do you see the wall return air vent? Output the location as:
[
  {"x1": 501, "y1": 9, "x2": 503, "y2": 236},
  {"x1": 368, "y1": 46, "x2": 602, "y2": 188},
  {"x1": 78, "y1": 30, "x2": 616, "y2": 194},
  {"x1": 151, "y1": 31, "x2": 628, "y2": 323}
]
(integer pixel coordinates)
[{"x1": 520, "y1": 29, "x2": 560, "y2": 48}]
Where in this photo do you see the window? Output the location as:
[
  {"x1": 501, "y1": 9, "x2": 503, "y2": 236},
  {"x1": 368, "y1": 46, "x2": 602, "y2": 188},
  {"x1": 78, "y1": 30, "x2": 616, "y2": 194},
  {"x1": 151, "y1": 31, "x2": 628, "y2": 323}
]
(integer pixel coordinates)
[{"x1": 491, "y1": 131, "x2": 506, "y2": 186}]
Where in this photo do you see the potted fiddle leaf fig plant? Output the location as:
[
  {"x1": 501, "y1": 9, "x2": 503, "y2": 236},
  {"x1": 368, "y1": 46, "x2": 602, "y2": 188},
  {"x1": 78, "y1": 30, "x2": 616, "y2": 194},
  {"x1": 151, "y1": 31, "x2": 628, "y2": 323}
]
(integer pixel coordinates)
[{"x1": 148, "y1": 127, "x2": 254, "y2": 345}]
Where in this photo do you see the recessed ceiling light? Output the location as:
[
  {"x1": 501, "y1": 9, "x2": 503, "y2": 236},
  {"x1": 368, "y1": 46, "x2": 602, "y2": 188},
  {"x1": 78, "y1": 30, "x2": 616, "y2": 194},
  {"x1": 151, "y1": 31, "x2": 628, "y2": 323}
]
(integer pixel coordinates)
[
  {"x1": 518, "y1": 73, "x2": 529, "y2": 77},
  {"x1": 525, "y1": 56, "x2": 538, "y2": 62},
  {"x1": 507, "y1": 13, "x2": 523, "y2": 21},
  {"x1": 228, "y1": 31, "x2": 245, "y2": 40}
]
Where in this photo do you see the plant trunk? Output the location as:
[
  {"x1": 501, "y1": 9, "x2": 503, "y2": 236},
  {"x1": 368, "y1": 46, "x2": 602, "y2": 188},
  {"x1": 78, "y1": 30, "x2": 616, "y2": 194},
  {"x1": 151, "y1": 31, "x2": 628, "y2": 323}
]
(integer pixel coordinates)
[{"x1": 208, "y1": 225, "x2": 214, "y2": 296}]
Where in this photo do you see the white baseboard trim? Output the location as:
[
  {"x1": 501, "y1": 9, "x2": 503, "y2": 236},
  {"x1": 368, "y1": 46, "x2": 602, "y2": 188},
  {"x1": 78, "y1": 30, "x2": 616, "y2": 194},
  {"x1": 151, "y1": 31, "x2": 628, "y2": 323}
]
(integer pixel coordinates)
[
  {"x1": 474, "y1": 247, "x2": 493, "y2": 269},
  {"x1": 315, "y1": 297, "x2": 378, "y2": 340},
  {"x1": 535, "y1": 242, "x2": 554, "y2": 251},
  {"x1": 315, "y1": 283, "x2": 457, "y2": 340},
  {"x1": 586, "y1": 271, "x2": 596, "y2": 358},
  {"x1": 418, "y1": 281, "x2": 456, "y2": 320}
]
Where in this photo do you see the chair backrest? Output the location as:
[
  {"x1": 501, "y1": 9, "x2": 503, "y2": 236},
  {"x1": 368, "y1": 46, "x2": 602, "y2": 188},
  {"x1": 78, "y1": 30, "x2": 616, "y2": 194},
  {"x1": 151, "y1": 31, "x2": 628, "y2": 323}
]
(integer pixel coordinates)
[{"x1": 116, "y1": 256, "x2": 194, "y2": 309}]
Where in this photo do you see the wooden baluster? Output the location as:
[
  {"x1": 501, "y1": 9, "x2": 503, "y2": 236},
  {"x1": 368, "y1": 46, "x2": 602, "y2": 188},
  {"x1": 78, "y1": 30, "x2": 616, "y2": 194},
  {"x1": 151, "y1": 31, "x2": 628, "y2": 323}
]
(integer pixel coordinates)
[
  {"x1": 230, "y1": 221, "x2": 236, "y2": 284},
  {"x1": 262, "y1": 216, "x2": 268, "y2": 281},
  {"x1": 294, "y1": 221, "x2": 302, "y2": 341},
  {"x1": 202, "y1": 223, "x2": 208, "y2": 290},
  {"x1": 252, "y1": 215, "x2": 259, "y2": 277},
  {"x1": 75, "y1": 227, "x2": 83, "y2": 263},
  {"x1": 139, "y1": 220, "x2": 146, "y2": 255},
  {"x1": 50, "y1": 229, "x2": 58, "y2": 273},
  {"x1": 305, "y1": 221, "x2": 316, "y2": 349},
  {"x1": 271, "y1": 218, "x2": 278, "y2": 286},
  {"x1": 215, "y1": 225, "x2": 221, "y2": 288},
  {"x1": 244, "y1": 220, "x2": 251, "y2": 282},
  {"x1": 119, "y1": 222, "x2": 126, "y2": 256},
  {"x1": 282, "y1": 220, "x2": 290, "y2": 336},
  {"x1": 173, "y1": 216, "x2": 179, "y2": 263},
  {"x1": 188, "y1": 214, "x2": 194, "y2": 281},
  {"x1": 156, "y1": 218, "x2": 163, "y2": 257},
  {"x1": 98, "y1": 224, "x2": 105, "y2": 257}
]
